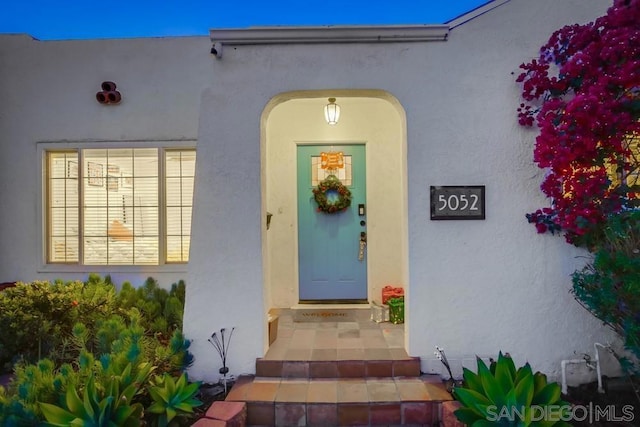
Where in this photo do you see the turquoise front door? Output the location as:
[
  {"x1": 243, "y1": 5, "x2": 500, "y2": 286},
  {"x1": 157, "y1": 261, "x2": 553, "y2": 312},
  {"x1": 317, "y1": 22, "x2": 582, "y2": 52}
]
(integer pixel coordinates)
[{"x1": 297, "y1": 144, "x2": 367, "y2": 302}]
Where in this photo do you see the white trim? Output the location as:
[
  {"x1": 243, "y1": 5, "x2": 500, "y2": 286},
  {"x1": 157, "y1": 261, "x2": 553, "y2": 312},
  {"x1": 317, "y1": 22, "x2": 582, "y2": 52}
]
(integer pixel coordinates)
[
  {"x1": 210, "y1": 25, "x2": 449, "y2": 46},
  {"x1": 446, "y1": 0, "x2": 512, "y2": 29},
  {"x1": 37, "y1": 264, "x2": 189, "y2": 274},
  {"x1": 36, "y1": 139, "x2": 197, "y2": 147}
]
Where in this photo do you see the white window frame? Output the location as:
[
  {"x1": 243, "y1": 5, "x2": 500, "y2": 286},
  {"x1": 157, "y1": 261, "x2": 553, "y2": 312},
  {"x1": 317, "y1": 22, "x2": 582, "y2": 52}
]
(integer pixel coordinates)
[{"x1": 37, "y1": 140, "x2": 196, "y2": 274}]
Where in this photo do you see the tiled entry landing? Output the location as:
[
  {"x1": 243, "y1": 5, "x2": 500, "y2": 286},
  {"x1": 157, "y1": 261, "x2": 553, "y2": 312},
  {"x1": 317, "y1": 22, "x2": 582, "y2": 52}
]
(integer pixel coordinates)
[
  {"x1": 263, "y1": 307, "x2": 408, "y2": 363},
  {"x1": 223, "y1": 307, "x2": 454, "y2": 426}
]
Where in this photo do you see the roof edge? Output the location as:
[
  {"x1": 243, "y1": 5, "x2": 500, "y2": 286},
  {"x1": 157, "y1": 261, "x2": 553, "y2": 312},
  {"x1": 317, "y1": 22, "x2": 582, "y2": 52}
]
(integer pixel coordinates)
[
  {"x1": 446, "y1": 0, "x2": 512, "y2": 29},
  {"x1": 209, "y1": 25, "x2": 450, "y2": 45}
]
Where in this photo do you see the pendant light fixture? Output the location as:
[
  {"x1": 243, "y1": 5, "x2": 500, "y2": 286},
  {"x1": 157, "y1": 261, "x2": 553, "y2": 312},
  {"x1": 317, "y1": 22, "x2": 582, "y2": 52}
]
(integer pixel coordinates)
[{"x1": 324, "y1": 97, "x2": 341, "y2": 125}]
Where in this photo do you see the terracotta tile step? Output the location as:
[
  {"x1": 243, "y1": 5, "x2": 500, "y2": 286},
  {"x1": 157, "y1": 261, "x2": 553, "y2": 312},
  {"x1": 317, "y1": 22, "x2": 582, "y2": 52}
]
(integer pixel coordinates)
[
  {"x1": 256, "y1": 357, "x2": 421, "y2": 378},
  {"x1": 441, "y1": 400, "x2": 466, "y2": 427},
  {"x1": 226, "y1": 375, "x2": 453, "y2": 426}
]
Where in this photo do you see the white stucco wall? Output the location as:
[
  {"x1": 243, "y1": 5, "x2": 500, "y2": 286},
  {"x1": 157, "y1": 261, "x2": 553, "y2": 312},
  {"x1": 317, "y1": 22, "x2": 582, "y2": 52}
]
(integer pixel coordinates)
[
  {"x1": 0, "y1": 0, "x2": 619, "y2": 385},
  {"x1": 187, "y1": 0, "x2": 616, "y2": 381},
  {"x1": 0, "y1": 34, "x2": 212, "y2": 288},
  {"x1": 413, "y1": 0, "x2": 615, "y2": 381}
]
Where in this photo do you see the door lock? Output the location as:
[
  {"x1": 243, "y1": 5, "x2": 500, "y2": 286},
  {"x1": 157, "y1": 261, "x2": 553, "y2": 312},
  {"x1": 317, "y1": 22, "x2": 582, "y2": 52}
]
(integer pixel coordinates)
[{"x1": 358, "y1": 232, "x2": 367, "y2": 261}]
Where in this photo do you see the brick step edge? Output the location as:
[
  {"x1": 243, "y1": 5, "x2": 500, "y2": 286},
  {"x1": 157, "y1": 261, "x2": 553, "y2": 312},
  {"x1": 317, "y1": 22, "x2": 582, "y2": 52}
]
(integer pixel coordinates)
[
  {"x1": 191, "y1": 401, "x2": 247, "y2": 427},
  {"x1": 256, "y1": 357, "x2": 421, "y2": 378},
  {"x1": 244, "y1": 400, "x2": 441, "y2": 426},
  {"x1": 442, "y1": 400, "x2": 465, "y2": 427}
]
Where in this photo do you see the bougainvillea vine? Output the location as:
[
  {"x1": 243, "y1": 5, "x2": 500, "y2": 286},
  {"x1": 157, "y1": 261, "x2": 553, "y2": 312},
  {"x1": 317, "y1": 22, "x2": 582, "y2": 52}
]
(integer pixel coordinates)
[{"x1": 517, "y1": 0, "x2": 640, "y2": 246}]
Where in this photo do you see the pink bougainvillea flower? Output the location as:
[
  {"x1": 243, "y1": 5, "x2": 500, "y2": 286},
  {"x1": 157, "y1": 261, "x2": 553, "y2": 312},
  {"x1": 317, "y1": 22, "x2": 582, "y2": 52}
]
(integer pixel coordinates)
[{"x1": 518, "y1": 0, "x2": 640, "y2": 245}]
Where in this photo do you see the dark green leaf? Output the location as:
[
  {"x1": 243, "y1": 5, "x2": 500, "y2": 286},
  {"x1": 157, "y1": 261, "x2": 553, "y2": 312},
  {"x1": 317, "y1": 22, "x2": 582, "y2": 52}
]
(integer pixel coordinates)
[
  {"x1": 453, "y1": 388, "x2": 493, "y2": 417},
  {"x1": 462, "y1": 367, "x2": 484, "y2": 393},
  {"x1": 532, "y1": 383, "x2": 561, "y2": 405},
  {"x1": 454, "y1": 407, "x2": 481, "y2": 425}
]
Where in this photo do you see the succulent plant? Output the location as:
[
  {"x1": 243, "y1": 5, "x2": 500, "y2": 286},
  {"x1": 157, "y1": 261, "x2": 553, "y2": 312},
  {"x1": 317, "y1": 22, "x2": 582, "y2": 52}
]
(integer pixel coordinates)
[
  {"x1": 453, "y1": 352, "x2": 571, "y2": 426},
  {"x1": 39, "y1": 362, "x2": 152, "y2": 427},
  {"x1": 147, "y1": 373, "x2": 202, "y2": 427}
]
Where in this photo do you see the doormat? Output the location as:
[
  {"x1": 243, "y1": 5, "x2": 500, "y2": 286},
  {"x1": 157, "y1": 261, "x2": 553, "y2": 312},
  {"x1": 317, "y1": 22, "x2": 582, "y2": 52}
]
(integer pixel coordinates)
[{"x1": 293, "y1": 309, "x2": 356, "y2": 323}]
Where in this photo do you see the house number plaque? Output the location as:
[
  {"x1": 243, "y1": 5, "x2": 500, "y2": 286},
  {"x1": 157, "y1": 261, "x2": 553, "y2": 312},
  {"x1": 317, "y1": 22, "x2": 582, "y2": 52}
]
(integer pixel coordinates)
[{"x1": 430, "y1": 186, "x2": 485, "y2": 220}]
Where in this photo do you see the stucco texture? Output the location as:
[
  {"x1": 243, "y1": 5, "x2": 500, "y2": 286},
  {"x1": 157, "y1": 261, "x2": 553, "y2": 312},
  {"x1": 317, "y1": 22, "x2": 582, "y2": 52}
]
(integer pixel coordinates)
[
  {"x1": 0, "y1": 0, "x2": 619, "y2": 384},
  {"x1": 0, "y1": 34, "x2": 212, "y2": 286},
  {"x1": 187, "y1": 0, "x2": 616, "y2": 381}
]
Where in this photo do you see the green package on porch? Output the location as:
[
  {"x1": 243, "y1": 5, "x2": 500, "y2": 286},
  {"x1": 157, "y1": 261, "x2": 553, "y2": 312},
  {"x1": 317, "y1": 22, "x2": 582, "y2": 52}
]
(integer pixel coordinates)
[{"x1": 387, "y1": 297, "x2": 404, "y2": 324}]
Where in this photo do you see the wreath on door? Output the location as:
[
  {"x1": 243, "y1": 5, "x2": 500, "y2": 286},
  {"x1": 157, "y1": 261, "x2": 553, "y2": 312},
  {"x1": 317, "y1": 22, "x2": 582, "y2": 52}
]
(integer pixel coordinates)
[{"x1": 313, "y1": 175, "x2": 352, "y2": 214}]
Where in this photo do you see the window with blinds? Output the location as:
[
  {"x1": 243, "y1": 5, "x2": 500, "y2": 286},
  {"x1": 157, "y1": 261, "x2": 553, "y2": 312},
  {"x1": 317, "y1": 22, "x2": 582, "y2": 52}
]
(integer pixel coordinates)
[
  {"x1": 165, "y1": 150, "x2": 195, "y2": 263},
  {"x1": 46, "y1": 148, "x2": 196, "y2": 265},
  {"x1": 48, "y1": 152, "x2": 80, "y2": 263}
]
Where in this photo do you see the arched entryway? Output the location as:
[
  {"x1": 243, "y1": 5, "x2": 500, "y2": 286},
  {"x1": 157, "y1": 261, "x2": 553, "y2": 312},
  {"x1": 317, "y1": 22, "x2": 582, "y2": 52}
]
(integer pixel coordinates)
[{"x1": 260, "y1": 89, "x2": 409, "y2": 349}]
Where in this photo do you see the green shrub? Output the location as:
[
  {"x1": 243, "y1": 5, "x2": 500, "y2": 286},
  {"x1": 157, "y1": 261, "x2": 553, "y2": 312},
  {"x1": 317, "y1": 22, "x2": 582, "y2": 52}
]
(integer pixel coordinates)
[
  {"x1": 0, "y1": 275, "x2": 197, "y2": 426},
  {"x1": 0, "y1": 384, "x2": 40, "y2": 426},
  {"x1": 2, "y1": 315, "x2": 196, "y2": 425},
  {"x1": 0, "y1": 275, "x2": 187, "y2": 373},
  {"x1": 572, "y1": 210, "x2": 640, "y2": 362},
  {"x1": 0, "y1": 358, "x2": 69, "y2": 426},
  {"x1": 453, "y1": 352, "x2": 570, "y2": 426},
  {"x1": 116, "y1": 278, "x2": 185, "y2": 335},
  {"x1": 0, "y1": 278, "x2": 119, "y2": 370},
  {"x1": 154, "y1": 330, "x2": 194, "y2": 374}
]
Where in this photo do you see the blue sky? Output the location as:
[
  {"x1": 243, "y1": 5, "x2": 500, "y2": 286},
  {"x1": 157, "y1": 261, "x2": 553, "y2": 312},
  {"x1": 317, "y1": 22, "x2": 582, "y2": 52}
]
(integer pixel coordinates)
[{"x1": 0, "y1": 0, "x2": 489, "y2": 40}]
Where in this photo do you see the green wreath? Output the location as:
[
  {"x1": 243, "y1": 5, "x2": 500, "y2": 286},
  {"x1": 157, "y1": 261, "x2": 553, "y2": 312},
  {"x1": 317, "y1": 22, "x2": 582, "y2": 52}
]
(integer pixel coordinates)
[{"x1": 312, "y1": 175, "x2": 352, "y2": 214}]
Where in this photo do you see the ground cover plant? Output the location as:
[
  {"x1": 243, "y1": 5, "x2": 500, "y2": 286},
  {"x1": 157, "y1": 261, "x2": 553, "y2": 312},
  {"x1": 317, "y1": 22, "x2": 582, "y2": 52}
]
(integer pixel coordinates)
[{"x1": 0, "y1": 275, "x2": 202, "y2": 426}]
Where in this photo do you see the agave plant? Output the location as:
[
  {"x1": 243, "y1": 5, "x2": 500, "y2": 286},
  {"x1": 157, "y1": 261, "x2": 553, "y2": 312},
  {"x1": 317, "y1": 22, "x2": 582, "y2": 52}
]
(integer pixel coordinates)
[
  {"x1": 147, "y1": 373, "x2": 202, "y2": 427},
  {"x1": 453, "y1": 352, "x2": 571, "y2": 426},
  {"x1": 39, "y1": 362, "x2": 152, "y2": 427}
]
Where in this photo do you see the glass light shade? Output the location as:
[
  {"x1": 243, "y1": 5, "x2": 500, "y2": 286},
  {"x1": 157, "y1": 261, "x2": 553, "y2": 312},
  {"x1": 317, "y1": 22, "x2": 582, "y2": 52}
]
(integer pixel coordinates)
[{"x1": 324, "y1": 98, "x2": 340, "y2": 125}]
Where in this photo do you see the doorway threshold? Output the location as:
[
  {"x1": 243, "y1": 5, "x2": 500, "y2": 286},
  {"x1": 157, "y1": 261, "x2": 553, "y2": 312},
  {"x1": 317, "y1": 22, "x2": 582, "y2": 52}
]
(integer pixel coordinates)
[{"x1": 292, "y1": 302, "x2": 370, "y2": 310}]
